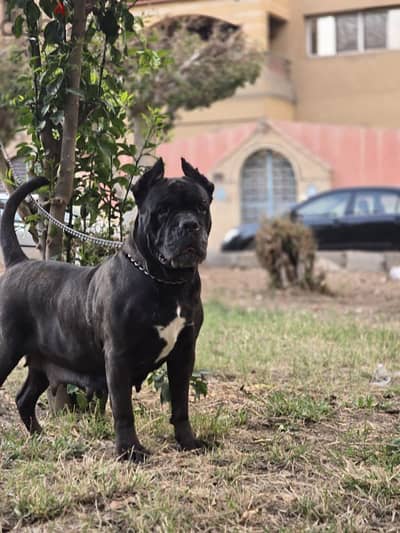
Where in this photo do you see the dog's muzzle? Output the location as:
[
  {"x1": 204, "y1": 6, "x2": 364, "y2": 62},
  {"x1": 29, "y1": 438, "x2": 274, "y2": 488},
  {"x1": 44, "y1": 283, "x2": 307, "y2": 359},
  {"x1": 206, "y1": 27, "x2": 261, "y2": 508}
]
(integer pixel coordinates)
[{"x1": 159, "y1": 213, "x2": 208, "y2": 269}]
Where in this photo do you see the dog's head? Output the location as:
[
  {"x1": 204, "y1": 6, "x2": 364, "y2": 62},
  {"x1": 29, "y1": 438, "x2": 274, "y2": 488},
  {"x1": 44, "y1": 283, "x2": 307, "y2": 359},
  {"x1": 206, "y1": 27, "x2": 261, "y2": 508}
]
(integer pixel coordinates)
[{"x1": 132, "y1": 158, "x2": 214, "y2": 269}]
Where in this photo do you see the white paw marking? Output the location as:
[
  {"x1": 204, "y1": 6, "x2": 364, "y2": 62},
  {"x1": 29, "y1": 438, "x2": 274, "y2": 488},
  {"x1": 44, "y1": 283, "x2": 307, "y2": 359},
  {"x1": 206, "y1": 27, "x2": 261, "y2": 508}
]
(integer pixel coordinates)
[{"x1": 155, "y1": 306, "x2": 186, "y2": 363}]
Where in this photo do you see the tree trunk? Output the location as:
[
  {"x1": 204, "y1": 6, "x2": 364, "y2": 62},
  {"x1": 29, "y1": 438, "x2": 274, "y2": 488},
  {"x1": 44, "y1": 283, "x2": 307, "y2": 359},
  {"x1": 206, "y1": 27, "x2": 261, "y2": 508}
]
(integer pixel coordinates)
[
  {"x1": 47, "y1": 0, "x2": 87, "y2": 412},
  {"x1": 46, "y1": 0, "x2": 87, "y2": 260}
]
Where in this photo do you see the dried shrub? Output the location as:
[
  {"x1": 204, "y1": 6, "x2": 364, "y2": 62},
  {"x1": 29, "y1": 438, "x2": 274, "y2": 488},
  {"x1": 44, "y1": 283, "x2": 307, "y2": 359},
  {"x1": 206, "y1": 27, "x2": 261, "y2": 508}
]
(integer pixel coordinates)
[{"x1": 255, "y1": 217, "x2": 328, "y2": 292}]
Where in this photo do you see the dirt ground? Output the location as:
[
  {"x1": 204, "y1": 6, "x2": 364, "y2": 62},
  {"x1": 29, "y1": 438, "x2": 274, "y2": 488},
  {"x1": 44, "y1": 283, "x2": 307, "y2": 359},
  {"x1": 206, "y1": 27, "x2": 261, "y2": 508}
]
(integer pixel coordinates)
[{"x1": 200, "y1": 264, "x2": 400, "y2": 322}]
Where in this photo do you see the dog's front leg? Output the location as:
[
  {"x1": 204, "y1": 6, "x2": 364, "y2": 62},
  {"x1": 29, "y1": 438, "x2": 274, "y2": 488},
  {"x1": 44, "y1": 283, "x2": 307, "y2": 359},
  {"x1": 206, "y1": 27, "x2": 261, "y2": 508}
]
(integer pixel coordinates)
[
  {"x1": 167, "y1": 337, "x2": 205, "y2": 451},
  {"x1": 105, "y1": 358, "x2": 148, "y2": 461}
]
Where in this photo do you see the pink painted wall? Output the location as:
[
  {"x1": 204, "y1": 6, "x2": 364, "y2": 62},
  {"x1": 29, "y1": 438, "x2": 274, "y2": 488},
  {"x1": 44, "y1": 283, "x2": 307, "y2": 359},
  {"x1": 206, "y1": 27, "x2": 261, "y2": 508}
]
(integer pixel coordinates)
[
  {"x1": 156, "y1": 120, "x2": 400, "y2": 188},
  {"x1": 275, "y1": 121, "x2": 400, "y2": 188}
]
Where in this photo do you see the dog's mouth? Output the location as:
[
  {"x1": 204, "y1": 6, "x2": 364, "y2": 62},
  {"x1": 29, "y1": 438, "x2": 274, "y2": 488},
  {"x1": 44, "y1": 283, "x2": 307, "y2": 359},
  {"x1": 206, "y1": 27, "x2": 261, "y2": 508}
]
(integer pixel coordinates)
[{"x1": 159, "y1": 245, "x2": 206, "y2": 269}]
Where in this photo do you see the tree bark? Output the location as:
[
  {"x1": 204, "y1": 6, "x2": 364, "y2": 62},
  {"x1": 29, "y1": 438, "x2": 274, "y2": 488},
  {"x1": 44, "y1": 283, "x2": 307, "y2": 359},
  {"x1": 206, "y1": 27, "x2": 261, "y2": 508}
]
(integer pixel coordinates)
[
  {"x1": 47, "y1": 0, "x2": 87, "y2": 412},
  {"x1": 46, "y1": 0, "x2": 87, "y2": 260}
]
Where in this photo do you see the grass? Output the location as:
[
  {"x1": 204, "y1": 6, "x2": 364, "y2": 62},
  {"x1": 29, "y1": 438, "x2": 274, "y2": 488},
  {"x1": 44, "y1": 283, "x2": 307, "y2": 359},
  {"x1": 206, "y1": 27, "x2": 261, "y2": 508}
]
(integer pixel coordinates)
[{"x1": 1, "y1": 301, "x2": 400, "y2": 531}]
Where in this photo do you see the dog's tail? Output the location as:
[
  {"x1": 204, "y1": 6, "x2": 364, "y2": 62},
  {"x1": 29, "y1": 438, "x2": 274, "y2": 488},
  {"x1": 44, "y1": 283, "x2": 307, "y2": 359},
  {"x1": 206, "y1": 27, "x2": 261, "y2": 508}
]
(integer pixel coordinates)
[{"x1": 0, "y1": 177, "x2": 48, "y2": 268}]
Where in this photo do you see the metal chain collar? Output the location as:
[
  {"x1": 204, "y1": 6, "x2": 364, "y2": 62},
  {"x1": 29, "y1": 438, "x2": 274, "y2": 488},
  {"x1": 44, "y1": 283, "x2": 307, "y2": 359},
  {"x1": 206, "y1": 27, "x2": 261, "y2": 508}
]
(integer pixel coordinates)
[{"x1": 123, "y1": 252, "x2": 186, "y2": 285}]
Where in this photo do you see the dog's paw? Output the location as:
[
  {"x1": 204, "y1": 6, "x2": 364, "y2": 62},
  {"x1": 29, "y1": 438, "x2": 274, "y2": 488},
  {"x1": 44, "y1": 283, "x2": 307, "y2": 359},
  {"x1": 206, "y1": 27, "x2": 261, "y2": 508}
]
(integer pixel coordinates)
[{"x1": 117, "y1": 443, "x2": 150, "y2": 463}]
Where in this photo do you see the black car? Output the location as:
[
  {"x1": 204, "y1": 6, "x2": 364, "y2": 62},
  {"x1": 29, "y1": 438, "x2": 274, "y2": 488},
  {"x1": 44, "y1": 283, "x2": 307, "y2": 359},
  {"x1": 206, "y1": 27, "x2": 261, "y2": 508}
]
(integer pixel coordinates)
[{"x1": 221, "y1": 186, "x2": 400, "y2": 252}]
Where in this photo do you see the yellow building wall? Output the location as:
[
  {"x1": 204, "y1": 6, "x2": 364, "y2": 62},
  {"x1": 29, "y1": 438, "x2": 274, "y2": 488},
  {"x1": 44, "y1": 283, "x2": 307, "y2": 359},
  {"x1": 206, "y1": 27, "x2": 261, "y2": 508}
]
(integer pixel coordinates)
[
  {"x1": 136, "y1": 0, "x2": 280, "y2": 48},
  {"x1": 288, "y1": 0, "x2": 400, "y2": 128},
  {"x1": 133, "y1": 0, "x2": 295, "y2": 139}
]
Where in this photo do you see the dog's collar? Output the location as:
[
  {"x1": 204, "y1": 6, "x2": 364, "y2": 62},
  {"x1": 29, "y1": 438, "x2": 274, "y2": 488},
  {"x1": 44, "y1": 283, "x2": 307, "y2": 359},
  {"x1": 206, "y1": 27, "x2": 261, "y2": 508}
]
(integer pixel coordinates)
[{"x1": 123, "y1": 252, "x2": 187, "y2": 286}]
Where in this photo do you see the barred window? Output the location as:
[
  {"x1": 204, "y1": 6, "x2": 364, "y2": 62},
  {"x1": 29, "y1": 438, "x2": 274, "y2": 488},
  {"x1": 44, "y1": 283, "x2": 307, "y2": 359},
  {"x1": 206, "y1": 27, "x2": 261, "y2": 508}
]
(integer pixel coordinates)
[{"x1": 241, "y1": 150, "x2": 297, "y2": 223}]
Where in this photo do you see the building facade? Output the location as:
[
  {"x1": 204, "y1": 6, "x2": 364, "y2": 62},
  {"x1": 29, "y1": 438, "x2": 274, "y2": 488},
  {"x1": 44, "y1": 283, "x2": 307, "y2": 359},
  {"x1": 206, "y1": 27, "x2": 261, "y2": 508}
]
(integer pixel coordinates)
[
  {"x1": 135, "y1": 0, "x2": 400, "y2": 134},
  {"x1": 132, "y1": 0, "x2": 400, "y2": 250},
  {"x1": 2, "y1": 1, "x2": 400, "y2": 252}
]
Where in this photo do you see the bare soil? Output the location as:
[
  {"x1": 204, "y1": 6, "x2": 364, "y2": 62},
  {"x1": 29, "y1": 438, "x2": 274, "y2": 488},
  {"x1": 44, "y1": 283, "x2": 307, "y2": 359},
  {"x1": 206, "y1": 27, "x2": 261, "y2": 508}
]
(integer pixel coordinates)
[{"x1": 200, "y1": 264, "x2": 400, "y2": 322}]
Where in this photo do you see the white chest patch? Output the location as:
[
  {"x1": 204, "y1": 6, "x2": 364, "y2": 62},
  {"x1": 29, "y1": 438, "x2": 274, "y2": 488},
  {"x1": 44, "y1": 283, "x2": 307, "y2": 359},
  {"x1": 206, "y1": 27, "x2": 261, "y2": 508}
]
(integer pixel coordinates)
[{"x1": 154, "y1": 306, "x2": 186, "y2": 363}]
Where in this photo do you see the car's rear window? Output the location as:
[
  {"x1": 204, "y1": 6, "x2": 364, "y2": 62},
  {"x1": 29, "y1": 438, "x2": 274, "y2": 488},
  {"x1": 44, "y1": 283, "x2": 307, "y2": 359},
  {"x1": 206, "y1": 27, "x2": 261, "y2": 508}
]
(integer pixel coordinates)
[{"x1": 352, "y1": 191, "x2": 400, "y2": 215}]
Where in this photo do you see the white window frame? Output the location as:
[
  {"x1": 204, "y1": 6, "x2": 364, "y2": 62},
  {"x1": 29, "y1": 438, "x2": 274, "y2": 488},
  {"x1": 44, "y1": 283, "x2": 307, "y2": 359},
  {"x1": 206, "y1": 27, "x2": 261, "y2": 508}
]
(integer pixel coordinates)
[{"x1": 306, "y1": 6, "x2": 400, "y2": 57}]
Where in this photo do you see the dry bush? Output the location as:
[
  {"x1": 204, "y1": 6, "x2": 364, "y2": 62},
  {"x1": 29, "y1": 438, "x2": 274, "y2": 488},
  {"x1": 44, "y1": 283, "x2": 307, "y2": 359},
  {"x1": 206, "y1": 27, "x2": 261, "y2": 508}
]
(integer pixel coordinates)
[{"x1": 255, "y1": 217, "x2": 328, "y2": 292}]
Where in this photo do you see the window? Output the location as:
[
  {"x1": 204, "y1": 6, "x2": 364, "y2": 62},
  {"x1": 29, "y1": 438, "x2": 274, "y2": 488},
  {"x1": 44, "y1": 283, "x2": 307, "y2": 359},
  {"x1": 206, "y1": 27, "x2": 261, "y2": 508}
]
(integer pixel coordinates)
[
  {"x1": 240, "y1": 150, "x2": 297, "y2": 223},
  {"x1": 297, "y1": 191, "x2": 351, "y2": 217},
  {"x1": 364, "y1": 10, "x2": 387, "y2": 50},
  {"x1": 307, "y1": 7, "x2": 400, "y2": 56},
  {"x1": 352, "y1": 191, "x2": 400, "y2": 216},
  {"x1": 336, "y1": 13, "x2": 358, "y2": 53}
]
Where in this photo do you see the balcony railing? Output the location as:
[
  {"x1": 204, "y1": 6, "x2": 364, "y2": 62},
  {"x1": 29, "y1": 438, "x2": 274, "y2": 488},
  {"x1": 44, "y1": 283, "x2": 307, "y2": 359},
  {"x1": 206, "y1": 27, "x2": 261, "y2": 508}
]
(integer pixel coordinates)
[{"x1": 265, "y1": 52, "x2": 296, "y2": 103}]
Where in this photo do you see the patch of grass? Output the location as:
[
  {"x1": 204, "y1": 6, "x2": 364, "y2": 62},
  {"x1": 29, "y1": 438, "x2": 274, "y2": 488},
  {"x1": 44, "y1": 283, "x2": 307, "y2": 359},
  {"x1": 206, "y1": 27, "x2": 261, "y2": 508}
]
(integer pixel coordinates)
[
  {"x1": 197, "y1": 302, "x2": 400, "y2": 395},
  {"x1": 342, "y1": 464, "x2": 400, "y2": 500},
  {"x1": 2, "y1": 457, "x2": 145, "y2": 526},
  {"x1": 192, "y1": 405, "x2": 248, "y2": 443},
  {"x1": 265, "y1": 391, "x2": 333, "y2": 423},
  {"x1": 2, "y1": 301, "x2": 400, "y2": 530}
]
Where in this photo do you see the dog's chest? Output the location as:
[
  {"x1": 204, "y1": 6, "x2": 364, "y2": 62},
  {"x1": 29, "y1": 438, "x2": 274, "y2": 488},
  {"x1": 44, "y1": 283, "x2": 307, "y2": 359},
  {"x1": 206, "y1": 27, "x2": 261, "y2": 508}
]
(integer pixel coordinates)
[{"x1": 154, "y1": 305, "x2": 186, "y2": 363}]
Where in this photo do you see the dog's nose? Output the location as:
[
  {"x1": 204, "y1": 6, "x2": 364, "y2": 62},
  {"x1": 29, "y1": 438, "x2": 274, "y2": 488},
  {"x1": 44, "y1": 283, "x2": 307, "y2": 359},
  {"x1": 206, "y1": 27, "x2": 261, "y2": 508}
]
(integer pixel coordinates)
[{"x1": 180, "y1": 219, "x2": 200, "y2": 232}]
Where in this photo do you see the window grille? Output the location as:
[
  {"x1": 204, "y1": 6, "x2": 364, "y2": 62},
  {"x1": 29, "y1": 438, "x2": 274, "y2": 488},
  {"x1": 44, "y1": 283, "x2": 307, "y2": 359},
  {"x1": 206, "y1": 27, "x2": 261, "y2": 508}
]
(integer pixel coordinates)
[{"x1": 241, "y1": 150, "x2": 297, "y2": 224}]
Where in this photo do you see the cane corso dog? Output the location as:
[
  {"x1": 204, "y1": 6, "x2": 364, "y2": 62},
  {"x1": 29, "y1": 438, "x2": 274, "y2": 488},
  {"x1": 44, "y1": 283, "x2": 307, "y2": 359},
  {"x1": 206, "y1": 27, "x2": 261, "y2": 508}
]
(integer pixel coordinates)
[{"x1": 0, "y1": 158, "x2": 214, "y2": 461}]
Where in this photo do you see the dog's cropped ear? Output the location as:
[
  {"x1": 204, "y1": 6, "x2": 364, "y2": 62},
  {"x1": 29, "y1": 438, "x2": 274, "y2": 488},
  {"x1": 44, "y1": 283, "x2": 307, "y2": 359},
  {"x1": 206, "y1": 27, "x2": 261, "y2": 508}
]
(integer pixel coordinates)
[
  {"x1": 181, "y1": 158, "x2": 214, "y2": 200},
  {"x1": 132, "y1": 158, "x2": 165, "y2": 206}
]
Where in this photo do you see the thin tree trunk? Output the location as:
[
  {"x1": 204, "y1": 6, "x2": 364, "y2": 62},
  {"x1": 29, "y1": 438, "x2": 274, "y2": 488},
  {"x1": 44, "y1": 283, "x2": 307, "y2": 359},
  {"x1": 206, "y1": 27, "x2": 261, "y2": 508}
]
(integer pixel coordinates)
[
  {"x1": 46, "y1": 0, "x2": 87, "y2": 260},
  {"x1": 47, "y1": 0, "x2": 87, "y2": 413}
]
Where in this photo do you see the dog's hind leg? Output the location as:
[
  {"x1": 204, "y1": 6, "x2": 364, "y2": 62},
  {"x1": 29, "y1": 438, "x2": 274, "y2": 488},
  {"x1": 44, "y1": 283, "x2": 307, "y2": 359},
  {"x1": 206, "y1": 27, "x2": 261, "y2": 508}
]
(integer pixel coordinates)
[{"x1": 16, "y1": 366, "x2": 49, "y2": 434}]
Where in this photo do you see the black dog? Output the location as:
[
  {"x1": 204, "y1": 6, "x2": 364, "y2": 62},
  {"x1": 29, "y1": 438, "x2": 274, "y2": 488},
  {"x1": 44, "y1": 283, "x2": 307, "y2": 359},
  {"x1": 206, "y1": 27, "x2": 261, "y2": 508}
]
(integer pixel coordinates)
[{"x1": 0, "y1": 158, "x2": 214, "y2": 461}]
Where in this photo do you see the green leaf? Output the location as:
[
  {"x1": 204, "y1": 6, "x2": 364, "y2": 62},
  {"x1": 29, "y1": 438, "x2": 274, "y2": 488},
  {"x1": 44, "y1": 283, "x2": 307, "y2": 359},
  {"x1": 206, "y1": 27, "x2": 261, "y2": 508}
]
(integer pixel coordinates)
[
  {"x1": 44, "y1": 19, "x2": 64, "y2": 46},
  {"x1": 120, "y1": 164, "x2": 137, "y2": 175},
  {"x1": 122, "y1": 10, "x2": 134, "y2": 33},
  {"x1": 12, "y1": 14, "x2": 24, "y2": 38},
  {"x1": 98, "y1": 9, "x2": 119, "y2": 43},
  {"x1": 46, "y1": 75, "x2": 63, "y2": 97},
  {"x1": 24, "y1": 0, "x2": 41, "y2": 25},
  {"x1": 39, "y1": 0, "x2": 55, "y2": 18}
]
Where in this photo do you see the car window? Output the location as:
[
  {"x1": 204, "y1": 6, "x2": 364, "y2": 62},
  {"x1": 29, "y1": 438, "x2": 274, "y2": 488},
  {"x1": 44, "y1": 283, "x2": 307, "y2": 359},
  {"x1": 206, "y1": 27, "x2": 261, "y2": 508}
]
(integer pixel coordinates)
[
  {"x1": 379, "y1": 192, "x2": 400, "y2": 214},
  {"x1": 297, "y1": 191, "x2": 351, "y2": 217},
  {"x1": 352, "y1": 191, "x2": 400, "y2": 215},
  {"x1": 353, "y1": 193, "x2": 374, "y2": 215}
]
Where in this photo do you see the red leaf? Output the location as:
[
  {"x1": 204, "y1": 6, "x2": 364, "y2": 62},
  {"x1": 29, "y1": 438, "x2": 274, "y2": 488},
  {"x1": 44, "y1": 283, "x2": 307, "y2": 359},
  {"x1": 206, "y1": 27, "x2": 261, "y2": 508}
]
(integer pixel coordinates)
[{"x1": 54, "y1": 1, "x2": 66, "y2": 17}]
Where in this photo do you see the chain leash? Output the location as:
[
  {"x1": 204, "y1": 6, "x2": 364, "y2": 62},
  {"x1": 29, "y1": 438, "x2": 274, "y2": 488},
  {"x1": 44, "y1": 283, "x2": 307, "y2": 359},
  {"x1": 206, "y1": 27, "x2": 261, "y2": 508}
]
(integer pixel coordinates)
[
  {"x1": 0, "y1": 141, "x2": 187, "y2": 285},
  {"x1": 0, "y1": 140, "x2": 123, "y2": 250}
]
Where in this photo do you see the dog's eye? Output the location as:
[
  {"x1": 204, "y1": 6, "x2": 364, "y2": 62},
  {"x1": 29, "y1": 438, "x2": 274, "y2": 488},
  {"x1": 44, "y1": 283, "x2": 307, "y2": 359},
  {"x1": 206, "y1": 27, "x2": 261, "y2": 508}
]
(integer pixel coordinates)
[{"x1": 197, "y1": 206, "x2": 207, "y2": 216}]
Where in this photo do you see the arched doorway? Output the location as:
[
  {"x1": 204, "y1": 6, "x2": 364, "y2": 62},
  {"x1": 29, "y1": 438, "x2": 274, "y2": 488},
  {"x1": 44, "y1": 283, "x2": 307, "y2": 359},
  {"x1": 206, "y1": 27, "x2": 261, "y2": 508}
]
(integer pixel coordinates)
[{"x1": 240, "y1": 149, "x2": 297, "y2": 223}]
